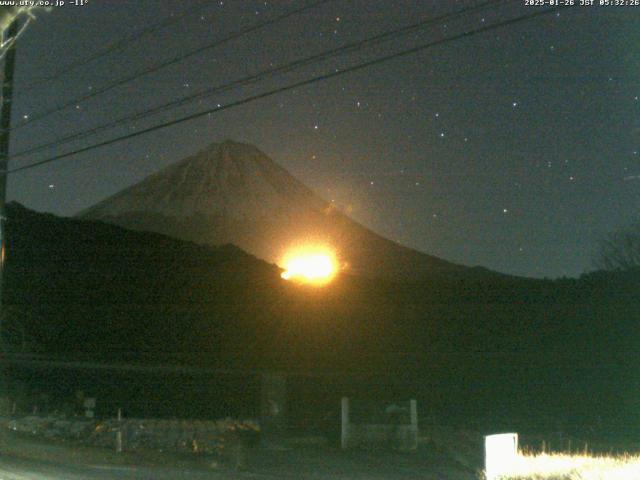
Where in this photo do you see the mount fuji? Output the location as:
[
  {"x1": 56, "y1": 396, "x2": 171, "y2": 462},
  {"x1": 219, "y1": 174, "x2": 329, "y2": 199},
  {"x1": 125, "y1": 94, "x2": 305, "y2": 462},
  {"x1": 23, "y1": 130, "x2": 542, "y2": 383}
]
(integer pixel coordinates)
[{"x1": 79, "y1": 140, "x2": 484, "y2": 280}]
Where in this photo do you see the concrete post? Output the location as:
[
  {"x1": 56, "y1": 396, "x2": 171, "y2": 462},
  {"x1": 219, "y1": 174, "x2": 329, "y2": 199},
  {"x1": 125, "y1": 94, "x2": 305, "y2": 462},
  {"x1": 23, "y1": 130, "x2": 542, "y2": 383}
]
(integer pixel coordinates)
[
  {"x1": 409, "y1": 399, "x2": 418, "y2": 450},
  {"x1": 341, "y1": 397, "x2": 349, "y2": 449},
  {"x1": 409, "y1": 400, "x2": 417, "y2": 428},
  {"x1": 260, "y1": 372, "x2": 287, "y2": 446},
  {"x1": 116, "y1": 408, "x2": 123, "y2": 453}
]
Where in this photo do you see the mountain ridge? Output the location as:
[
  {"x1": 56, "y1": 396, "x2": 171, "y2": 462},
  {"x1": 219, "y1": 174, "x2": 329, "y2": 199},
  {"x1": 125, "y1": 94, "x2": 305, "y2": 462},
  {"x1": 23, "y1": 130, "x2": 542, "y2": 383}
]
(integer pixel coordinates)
[{"x1": 79, "y1": 140, "x2": 492, "y2": 280}]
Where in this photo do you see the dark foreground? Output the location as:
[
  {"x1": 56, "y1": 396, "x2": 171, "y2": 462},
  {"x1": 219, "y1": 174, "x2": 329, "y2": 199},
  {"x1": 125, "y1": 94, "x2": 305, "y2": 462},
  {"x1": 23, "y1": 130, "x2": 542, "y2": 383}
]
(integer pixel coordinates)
[{"x1": 0, "y1": 430, "x2": 476, "y2": 479}]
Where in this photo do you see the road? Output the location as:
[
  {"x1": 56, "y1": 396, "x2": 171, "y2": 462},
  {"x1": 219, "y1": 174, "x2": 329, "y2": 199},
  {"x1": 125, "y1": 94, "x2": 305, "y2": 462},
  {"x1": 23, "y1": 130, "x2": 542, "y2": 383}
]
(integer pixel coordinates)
[
  {"x1": 0, "y1": 455, "x2": 221, "y2": 480},
  {"x1": 0, "y1": 454, "x2": 280, "y2": 480},
  {"x1": 0, "y1": 449, "x2": 474, "y2": 479},
  {"x1": 0, "y1": 428, "x2": 475, "y2": 480}
]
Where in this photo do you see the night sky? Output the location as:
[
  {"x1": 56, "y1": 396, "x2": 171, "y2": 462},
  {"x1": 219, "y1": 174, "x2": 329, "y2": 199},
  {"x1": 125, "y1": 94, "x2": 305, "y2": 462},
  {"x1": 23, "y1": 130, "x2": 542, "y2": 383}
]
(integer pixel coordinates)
[{"x1": 5, "y1": 0, "x2": 639, "y2": 279}]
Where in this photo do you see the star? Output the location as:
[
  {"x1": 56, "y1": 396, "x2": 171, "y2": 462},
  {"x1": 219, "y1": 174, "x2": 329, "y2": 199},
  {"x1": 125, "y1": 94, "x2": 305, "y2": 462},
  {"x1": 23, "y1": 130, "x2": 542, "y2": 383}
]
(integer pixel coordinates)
[{"x1": 503, "y1": 208, "x2": 508, "y2": 214}]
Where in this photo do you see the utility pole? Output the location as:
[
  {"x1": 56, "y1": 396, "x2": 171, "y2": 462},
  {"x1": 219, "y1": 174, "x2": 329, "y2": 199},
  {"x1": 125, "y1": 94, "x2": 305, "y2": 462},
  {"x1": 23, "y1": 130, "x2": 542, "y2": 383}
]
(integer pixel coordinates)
[{"x1": 0, "y1": 19, "x2": 19, "y2": 330}]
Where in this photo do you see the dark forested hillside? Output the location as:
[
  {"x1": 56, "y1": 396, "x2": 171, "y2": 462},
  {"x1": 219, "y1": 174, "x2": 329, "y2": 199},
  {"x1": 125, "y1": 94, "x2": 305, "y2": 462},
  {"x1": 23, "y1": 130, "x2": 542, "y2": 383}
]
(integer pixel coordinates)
[{"x1": 4, "y1": 203, "x2": 639, "y2": 435}]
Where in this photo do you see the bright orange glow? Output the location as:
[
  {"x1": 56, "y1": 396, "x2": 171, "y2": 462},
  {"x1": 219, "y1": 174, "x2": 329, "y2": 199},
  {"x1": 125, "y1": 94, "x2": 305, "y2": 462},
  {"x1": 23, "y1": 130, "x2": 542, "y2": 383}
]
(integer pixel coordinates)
[{"x1": 280, "y1": 247, "x2": 338, "y2": 285}]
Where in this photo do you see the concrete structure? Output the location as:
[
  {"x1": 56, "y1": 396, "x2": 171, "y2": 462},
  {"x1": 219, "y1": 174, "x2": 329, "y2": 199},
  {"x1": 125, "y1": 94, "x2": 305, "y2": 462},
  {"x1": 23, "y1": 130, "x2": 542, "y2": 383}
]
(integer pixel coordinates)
[
  {"x1": 260, "y1": 372, "x2": 287, "y2": 445},
  {"x1": 340, "y1": 397, "x2": 418, "y2": 450}
]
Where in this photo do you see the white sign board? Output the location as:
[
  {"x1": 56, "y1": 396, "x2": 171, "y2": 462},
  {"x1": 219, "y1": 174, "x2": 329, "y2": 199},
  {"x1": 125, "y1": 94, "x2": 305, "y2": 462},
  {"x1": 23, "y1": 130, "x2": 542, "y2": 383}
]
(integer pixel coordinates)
[{"x1": 485, "y1": 433, "x2": 518, "y2": 480}]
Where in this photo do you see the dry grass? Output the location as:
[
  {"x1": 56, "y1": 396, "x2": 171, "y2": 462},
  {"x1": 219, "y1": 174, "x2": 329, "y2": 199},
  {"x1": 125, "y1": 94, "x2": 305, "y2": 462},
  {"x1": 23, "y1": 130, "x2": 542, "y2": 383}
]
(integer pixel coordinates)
[{"x1": 496, "y1": 452, "x2": 640, "y2": 480}]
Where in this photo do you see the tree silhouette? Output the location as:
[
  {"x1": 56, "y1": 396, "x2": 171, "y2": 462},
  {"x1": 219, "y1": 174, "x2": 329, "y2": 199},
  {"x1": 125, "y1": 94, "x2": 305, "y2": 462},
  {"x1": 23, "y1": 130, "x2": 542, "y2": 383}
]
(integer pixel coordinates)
[{"x1": 595, "y1": 221, "x2": 640, "y2": 271}]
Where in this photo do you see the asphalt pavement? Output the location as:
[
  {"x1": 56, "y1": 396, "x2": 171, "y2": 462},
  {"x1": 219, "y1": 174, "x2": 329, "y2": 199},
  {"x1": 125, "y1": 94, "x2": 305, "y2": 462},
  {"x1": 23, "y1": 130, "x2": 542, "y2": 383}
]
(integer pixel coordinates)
[{"x1": 0, "y1": 454, "x2": 268, "y2": 480}]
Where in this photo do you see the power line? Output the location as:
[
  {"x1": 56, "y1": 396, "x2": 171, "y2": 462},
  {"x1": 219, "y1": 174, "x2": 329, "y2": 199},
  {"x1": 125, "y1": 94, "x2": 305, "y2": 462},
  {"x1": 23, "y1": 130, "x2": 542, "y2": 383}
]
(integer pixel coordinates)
[
  {"x1": 2, "y1": 352, "x2": 374, "y2": 379},
  {"x1": 11, "y1": 0, "x2": 333, "y2": 132},
  {"x1": 8, "y1": 5, "x2": 566, "y2": 175},
  {"x1": 3, "y1": 352, "x2": 260, "y2": 376},
  {"x1": 4, "y1": 351, "x2": 626, "y2": 381},
  {"x1": 11, "y1": 0, "x2": 507, "y2": 160},
  {"x1": 22, "y1": 1, "x2": 213, "y2": 89}
]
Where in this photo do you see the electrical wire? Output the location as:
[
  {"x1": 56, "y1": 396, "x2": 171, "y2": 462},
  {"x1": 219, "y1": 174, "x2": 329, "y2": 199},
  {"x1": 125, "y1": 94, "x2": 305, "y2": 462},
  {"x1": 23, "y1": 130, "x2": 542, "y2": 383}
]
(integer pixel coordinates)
[
  {"x1": 22, "y1": 1, "x2": 213, "y2": 89},
  {"x1": 9, "y1": 4, "x2": 567, "y2": 175},
  {"x1": 10, "y1": 0, "x2": 333, "y2": 132},
  {"x1": 11, "y1": 0, "x2": 507, "y2": 161}
]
